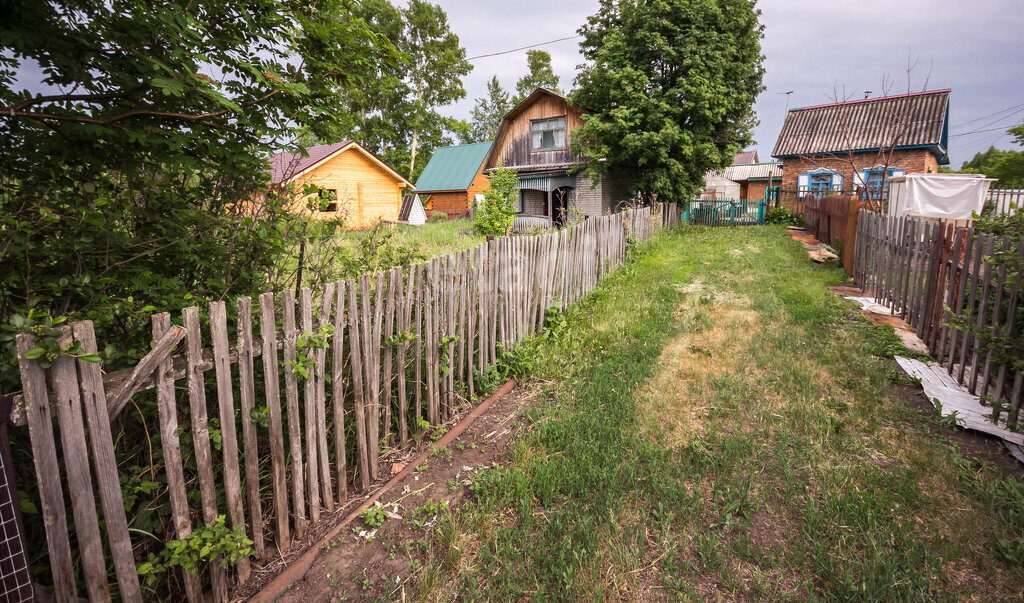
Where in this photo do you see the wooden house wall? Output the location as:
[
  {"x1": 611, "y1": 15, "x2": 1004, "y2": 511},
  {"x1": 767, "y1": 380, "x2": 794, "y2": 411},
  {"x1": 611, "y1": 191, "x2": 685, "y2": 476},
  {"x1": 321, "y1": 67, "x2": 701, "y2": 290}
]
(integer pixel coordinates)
[
  {"x1": 291, "y1": 148, "x2": 405, "y2": 229},
  {"x1": 490, "y1": 95, "x2": 585, "y2": 169}
]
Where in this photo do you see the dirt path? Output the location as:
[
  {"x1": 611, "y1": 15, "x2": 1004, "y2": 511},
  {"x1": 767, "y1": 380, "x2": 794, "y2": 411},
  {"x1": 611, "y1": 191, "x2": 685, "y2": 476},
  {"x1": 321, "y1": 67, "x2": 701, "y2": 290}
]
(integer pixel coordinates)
[{"x1": 264, "y1": 387, "x2": 531, "y2": 601}]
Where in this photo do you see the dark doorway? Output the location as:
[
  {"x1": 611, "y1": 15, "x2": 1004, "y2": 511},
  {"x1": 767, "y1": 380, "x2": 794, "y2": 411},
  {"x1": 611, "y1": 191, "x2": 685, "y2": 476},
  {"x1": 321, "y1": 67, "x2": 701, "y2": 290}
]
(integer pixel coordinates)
[{"x1": 552, "y1": 186, "x2": 572, "y2": 227}]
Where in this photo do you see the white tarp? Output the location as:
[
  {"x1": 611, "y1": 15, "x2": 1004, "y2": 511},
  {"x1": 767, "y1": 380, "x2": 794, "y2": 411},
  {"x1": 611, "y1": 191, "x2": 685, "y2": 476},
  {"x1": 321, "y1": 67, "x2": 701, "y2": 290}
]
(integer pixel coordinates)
[
  {"x1": 890, "y1": 174, "x2": 995, "y2": 220},
  {"x1": 700, "y1": 175, "x2": 741, "y2": 200}
]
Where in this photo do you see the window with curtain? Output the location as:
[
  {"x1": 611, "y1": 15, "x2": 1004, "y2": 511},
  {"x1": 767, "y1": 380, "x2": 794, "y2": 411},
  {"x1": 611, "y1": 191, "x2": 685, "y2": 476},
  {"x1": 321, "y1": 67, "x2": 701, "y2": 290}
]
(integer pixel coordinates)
[{"x1": 531, "y1": 117, "x2": 566, "y2": 151}]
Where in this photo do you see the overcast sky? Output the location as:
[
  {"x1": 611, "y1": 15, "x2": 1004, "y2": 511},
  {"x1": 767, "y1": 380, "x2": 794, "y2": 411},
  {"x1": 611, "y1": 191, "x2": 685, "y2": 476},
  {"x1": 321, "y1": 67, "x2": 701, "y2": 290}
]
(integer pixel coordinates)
[{"x1": 438, "y1": 0, "x2": 1024, "y2": 168}]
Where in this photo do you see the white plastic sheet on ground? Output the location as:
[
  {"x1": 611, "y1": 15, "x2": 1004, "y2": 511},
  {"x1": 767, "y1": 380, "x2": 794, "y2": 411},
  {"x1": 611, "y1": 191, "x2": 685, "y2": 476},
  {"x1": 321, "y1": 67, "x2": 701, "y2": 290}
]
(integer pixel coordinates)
[{"x1": 889, "y1": 173, "x2": 995, "y2": 220}]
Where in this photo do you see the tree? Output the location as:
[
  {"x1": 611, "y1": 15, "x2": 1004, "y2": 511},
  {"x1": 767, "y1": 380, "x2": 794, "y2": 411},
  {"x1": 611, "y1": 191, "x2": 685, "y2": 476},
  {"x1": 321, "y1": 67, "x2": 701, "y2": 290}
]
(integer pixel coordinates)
[
  {"x1": 468, "y1": 76, "x2": 513, "y2": 143},
  {"x1": 473, "y1": 167, "x2": 519, "y2": 236},
  {"x1": 514, "y1": 50, "x2": 561, "y2": 103},
  {"x1": 570, "y1": 0, "x2": 765, "y2": 201},
  {"x1": 956, "y1": 125, "x2": 1024, "y2": 187},
  {"x1": 0, "y1": 0, "x2": 396, "y2": 389},
  {"x1": 400, "y1": 0, "x2": 473, "y2": 179},
  {"x1": 337, "y1": 0, "x2": 472, "y2": 182}
]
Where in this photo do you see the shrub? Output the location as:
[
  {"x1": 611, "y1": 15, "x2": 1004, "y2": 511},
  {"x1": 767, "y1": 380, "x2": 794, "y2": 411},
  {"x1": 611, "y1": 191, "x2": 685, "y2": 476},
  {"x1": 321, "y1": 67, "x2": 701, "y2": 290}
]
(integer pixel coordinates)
[
  {"x1": 473, "y1": 167, "x2": 519, "y2": 236},
  {"x1": 428, "y1": 211, "x2": 448, "y2": 223}
]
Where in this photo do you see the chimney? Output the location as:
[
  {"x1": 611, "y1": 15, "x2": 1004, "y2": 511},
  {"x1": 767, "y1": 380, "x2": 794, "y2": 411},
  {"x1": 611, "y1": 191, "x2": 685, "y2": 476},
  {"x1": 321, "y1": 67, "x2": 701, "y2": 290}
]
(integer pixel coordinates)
[{"x1": 864, "y1": 91, "x2": 872, "y2": 99}]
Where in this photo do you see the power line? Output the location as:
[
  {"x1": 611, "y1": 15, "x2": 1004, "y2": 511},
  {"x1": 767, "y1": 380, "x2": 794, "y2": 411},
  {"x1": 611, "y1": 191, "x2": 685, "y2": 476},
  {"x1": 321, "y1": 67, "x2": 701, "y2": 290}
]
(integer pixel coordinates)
[
  {"x1": 948, "y1": 124, "x2": 1017, "y2": 138},
  {"x1": 950, "y1": 102, "x2": 1024, "y2": 130},
  {"x1": 466, "y1": 35, "x2": 582, "y2": 61}
]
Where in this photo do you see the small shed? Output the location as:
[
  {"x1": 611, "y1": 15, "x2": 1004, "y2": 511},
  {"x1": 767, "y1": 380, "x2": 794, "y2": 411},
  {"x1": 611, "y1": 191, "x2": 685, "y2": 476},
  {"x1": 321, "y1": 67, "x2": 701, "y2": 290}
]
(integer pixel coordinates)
[
  {"x1": 414, "y1": 141, "x2": 492, "y2": 219},
  {"x1": 887, "y1": 173, "x2": 996, "y2": 221},
  {"x1": 399, "y1": 194, "x2": 427, "y2": 226}
]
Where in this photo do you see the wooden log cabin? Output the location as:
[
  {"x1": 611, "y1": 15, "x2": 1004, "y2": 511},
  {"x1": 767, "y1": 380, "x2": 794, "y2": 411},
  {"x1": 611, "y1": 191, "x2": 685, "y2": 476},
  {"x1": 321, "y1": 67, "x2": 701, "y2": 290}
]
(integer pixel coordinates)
[
  {"x1": 413, "y1": 141, "x2": 492, "y2": 220},
  {"x1": 268, "y1": 141, "x2": 414, "y2": 229},
  {"x1": 484, "y1": 88, "x2": 631, "y2": 229}
]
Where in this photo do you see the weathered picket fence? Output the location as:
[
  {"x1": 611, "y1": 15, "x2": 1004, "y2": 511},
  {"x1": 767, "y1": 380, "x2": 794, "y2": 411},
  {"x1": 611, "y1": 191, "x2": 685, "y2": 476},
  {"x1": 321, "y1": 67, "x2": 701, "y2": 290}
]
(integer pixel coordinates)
[
  {"x1": 12, "y1": 204, "x2": 678, "y2": 601},
  {"x1": 853, "y1": 211, "x2": 1023, "y2": 424}
]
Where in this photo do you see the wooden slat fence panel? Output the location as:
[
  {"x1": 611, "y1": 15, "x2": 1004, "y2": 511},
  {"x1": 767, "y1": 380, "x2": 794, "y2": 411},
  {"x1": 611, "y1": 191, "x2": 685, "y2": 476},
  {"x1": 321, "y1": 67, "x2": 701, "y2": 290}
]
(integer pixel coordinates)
[{"x1": 854, "y1": 211, "x2": 1023, "y2": 426}]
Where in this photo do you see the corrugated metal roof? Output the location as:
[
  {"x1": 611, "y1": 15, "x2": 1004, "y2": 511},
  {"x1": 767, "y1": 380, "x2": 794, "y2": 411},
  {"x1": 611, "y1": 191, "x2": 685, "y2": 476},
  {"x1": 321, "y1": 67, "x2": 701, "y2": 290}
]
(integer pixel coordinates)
[
  {"x1": 414, "y1": 141, "x2": 492, "y2": 192},
  {"x1": 772, "y1": 90, "x2": 950, "y2": 161},
  {"x1": 269, "y1": 141, "x2": 352, "y2": 184},
  {"x1": 722, "y1": 162, "x2": 782, "y2": 181}
]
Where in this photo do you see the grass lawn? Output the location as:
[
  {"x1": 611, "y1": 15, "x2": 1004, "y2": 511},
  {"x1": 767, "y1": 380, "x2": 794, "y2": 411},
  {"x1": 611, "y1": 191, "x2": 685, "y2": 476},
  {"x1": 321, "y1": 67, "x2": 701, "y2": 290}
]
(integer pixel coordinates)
[
  {"x1": 337, "y1": 217, "x2": 484, "y2": 259},
  {"x1": 417, "y1": 225, "x2": 1024, "y2": 599}
]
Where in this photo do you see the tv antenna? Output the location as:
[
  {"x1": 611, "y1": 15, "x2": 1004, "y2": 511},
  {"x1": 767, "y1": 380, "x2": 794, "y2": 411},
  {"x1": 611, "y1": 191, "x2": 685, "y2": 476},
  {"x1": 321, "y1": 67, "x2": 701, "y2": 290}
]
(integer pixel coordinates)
[{"x1": 778, "y1": 91, "x2": 794, "y2": 114}]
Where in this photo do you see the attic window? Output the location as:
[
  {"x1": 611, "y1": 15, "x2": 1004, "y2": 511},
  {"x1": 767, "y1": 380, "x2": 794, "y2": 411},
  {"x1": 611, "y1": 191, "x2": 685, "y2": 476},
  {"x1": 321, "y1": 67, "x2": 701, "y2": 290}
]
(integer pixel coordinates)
[{"x1": 531, "y1": 117, "x2": 566, "y2": 151}]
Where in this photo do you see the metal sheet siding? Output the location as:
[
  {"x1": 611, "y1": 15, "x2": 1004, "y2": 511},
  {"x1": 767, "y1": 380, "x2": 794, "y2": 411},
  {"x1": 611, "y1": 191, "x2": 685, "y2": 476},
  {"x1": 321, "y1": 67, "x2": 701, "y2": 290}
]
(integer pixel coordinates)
[{"x1": 772, "y1": 91, "x2": 949, "y2": 158}]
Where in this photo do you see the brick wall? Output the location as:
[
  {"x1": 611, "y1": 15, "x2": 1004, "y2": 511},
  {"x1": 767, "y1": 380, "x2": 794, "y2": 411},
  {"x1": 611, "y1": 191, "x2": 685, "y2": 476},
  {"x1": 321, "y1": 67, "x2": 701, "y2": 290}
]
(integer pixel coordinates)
[
  {"x1": 780, "y1": 149, "x2": 941, "y2": 191},
  {"x1": 521, "y1": 189, "x2": 546, "y2": 215},
  {"x1": 575, "y1": 175, "x2": 604, "y2": 216}
]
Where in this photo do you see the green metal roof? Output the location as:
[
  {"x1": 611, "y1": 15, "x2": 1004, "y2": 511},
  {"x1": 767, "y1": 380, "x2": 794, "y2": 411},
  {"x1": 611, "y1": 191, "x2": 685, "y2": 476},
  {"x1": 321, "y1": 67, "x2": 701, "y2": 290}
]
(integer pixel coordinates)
[{"x1": 414, "y1": 141, "x2": 492, "y2": 192}]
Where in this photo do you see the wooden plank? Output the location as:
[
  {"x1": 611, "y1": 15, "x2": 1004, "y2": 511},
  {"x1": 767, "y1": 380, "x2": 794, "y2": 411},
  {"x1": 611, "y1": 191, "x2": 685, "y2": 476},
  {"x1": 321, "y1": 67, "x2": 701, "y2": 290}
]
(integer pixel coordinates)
[
  {"x1": 943, "y1": 228, "x2": 972, "y2": 370},
  {"x1": 182, "y1": 306, "x2": 228, "y2": 601},
  {"x1": 424, "y1": 262, "x2": 437, "y2": 424},
  {"x1": 331, "y1": 282, "x2": 349, "y2": 501},
  {"x1": 15, "y1": 334, "x2": 77, "y2": 601},
  {"x1": 367, "y1": 272, "x2": 385, "y2": 479},
  {"x1": 968, "y1": 236, "x2": 997, "y2": 394},
  {"x1": 151, "y1": 315, "x2": 203, "y2": 601},
  {"x1": 258, "y1": 292, "x2": 290, "y2": 550},
  {"x1": 978, "y1": 239, "x2": 1011, "y2": 402},
  {"x1": 400, "y1": 267, "x2": 416, "y2": 445},
  {"x1": 381, "y1": 269, "x2": 398, "y2": 444},
  {"x1": 236, "y1": 298, "x2": 265, "y2": 559},
  {"x1": 74, "y1": 322, "x2": 144, "y2": 601},
  {"x1": 104, "y1": 324, "x2": 187, "y2": 420},
  {"x1": 280, "y1": 289, "x2": 307, "y2": 536},
  {"x1": 414, "y1": 264, "x2": 424, "y2": 423},
  {"x1": 956, "y1": 231, "x2": 983, "y2": 385},
  {"x1": 315, "y1": 284, "x2": 334, "y2": 512},
  {"x1": 347, "y1": 279, "x2": 371, "y2": 491},
  {"x1": 49, "y1": 329, "x2": 109, "y2": 602},
  {"x1": 209, "y1": 301, "x2": 250, "y2": 583},
  {"x1": 299, "y1": 288, "x2": 321, "y2": 524},
  {"x1": 991, "y1": 245, "x2": 1022, "y2": 411}
]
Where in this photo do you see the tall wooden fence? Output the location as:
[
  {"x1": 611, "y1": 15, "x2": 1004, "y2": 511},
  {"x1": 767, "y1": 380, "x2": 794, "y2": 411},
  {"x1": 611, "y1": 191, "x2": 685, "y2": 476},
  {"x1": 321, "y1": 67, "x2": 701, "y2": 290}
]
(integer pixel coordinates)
[
  {"x1": 11, "y1": 204, "x2": 679, "y2": 601},
  {"x1": 803, "y1": 195, "x2": 862, "y2": 274},
  {"x1": 853, "y1": 211, "x2": 1023, "y2": 424}
]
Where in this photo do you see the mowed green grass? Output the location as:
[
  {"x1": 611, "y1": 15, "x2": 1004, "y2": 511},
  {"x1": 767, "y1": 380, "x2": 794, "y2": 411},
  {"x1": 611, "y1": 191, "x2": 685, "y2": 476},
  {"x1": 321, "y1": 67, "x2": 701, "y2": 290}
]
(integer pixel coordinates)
[{"x1": 416, "y1": 225, "x2": 1024, "y2": 600}]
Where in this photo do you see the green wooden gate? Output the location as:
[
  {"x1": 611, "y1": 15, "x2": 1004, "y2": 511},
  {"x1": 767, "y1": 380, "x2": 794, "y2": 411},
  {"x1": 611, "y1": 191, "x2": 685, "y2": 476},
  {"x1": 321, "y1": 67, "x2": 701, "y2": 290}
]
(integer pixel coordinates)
[{"x1": 687, "y1": 199, "x2": 766, "y2": 226}]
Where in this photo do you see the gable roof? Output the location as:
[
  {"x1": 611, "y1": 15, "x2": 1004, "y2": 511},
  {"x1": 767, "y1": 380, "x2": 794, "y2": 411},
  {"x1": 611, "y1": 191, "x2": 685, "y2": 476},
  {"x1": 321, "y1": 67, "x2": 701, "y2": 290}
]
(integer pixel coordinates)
[
  {"x1": 399, "y1": 194, "x2": 421, "y2": 221},
  {"x1": 414, "y1": 141, "x2": 492, "y2": 192},
  {"x1": 269, "y1": 141, "x2": 414, "y2": 187},
  {"x1": 722, "y1": 162, "x2": 783, "y2": 181},
  {"x1": 485, "y1": 88, "x2": 581, "y2": 170},
  {"x1": 772, "y1": 89, "x2": 951, "y2": 164},
  {"x1": 733, "y1": 150, "x2": 759, "y2": 164}
]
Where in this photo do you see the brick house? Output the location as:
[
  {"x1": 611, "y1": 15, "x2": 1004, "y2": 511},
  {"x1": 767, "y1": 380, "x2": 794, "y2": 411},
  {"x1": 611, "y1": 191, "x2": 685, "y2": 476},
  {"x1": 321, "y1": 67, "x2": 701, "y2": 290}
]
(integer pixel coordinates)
[
  {"x1": 771, "y1": 89, "x2": 951, "y2": 199},
  {"x1": 413, "y1": 141, "x2": 492, "y2": 220},
  {"x1": 483, "y1": 88, "x2": 631, "y2": 228}
]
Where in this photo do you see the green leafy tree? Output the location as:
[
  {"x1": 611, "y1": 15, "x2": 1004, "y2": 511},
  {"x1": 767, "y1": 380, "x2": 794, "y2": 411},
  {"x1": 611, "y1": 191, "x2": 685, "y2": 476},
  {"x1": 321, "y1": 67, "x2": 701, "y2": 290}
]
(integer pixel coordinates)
[
  {"x1": 569, "y1": 0, "x2": 765, "y2": 201},
  {"x1": 473, "y1": 167, "x2": 520, "y2": 236},
  {"x1": 469, "y1": 76, "x2": 513, "y2": 143},
  {"x1": 401, "y1": 0, "x2": 473, "y2": 180},
  {"x1": 514, "y1": 50, "x2": 561, "y2": 103},
  {"x1": 0, "y1": 0, "x2": 396, "y2": 389},
  {"x1": 338, "y1": 0, "x2": 472, "y2": 182}
]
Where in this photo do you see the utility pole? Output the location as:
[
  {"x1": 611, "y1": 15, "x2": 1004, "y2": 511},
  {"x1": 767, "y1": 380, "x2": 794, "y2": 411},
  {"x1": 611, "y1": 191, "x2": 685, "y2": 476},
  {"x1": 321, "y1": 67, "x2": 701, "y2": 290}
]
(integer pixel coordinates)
[{"x1": 778, "y1": 90, "x2": 794, "y2": 115}]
